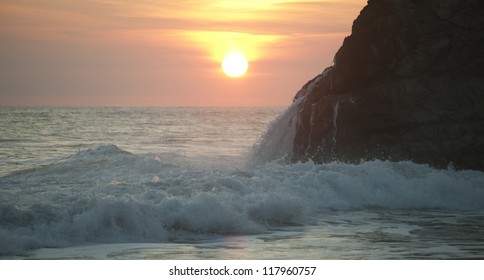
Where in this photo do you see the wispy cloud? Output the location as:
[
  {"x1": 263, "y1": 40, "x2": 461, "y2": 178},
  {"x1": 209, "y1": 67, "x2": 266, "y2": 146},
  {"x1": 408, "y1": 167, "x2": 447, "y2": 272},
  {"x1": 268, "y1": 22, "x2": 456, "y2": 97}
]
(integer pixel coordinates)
[
  {"x1": 0, "y1": 0, "x2": 367, "y2": 106},
  {"x1": 1, "y1": 0, "x2": 364, "y2": 40}
]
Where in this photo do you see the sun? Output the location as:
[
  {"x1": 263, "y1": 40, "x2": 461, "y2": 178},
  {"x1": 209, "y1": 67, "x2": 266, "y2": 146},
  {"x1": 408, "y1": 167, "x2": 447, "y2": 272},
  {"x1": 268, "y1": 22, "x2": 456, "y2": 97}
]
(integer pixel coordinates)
[{"x1": 221, "y1": 53, "x2": 249, "y2": 78}]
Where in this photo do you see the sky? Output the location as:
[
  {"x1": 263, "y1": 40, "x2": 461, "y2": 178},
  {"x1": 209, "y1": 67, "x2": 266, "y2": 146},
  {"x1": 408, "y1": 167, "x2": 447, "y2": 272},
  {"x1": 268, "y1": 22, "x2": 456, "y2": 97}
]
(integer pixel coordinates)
[{"x1": 0, "y1": 0, "x2": 367, "y2": 107}]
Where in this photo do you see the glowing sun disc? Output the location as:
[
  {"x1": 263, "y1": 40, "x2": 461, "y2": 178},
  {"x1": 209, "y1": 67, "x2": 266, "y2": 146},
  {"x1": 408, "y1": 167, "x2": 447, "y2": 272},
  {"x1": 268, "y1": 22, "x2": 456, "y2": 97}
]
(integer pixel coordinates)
[{"x1": 221, "y1": 53, "x2": 248, "y2": 77}]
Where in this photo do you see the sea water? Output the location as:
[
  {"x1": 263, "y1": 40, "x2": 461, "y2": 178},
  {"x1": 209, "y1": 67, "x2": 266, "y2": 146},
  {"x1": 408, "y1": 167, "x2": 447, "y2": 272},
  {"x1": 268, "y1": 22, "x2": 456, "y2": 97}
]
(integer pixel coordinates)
[{"x1": 1, "y1": 106, "x2": 483, "y2": 259}]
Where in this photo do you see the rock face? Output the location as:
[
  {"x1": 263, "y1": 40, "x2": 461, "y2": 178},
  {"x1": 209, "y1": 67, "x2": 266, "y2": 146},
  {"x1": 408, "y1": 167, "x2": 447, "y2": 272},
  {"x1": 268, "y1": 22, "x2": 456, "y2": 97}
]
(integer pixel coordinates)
[{"x1": 291, "y1": 0, "x2": 484, "y2": 170}]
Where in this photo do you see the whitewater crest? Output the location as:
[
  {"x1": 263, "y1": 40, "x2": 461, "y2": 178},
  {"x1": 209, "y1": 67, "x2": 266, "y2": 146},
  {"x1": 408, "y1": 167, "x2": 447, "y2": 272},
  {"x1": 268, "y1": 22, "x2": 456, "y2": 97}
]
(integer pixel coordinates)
[
  {"x1": 247, "y1": 102, "x2": 300, "y2": 165},
  {"x1": 2, "y1": 144, "x2": 484, "y2": 256},
  {"x1": 248, "y1": 75, "x2": 324, "y2": 165}
]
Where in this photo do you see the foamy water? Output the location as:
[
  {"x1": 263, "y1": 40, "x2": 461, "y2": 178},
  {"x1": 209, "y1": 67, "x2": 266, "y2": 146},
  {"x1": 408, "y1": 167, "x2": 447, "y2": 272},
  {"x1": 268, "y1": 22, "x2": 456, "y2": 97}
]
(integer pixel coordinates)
[{"x1": 1, "y1": 107, "x2": 483, "y2": 259}]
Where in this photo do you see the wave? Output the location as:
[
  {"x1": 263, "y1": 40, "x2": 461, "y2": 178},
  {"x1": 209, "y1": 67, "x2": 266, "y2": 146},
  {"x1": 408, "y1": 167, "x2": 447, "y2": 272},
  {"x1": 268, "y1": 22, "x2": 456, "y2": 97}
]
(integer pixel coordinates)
[
  {"x1": 248, "y1": 97, "x2": 302, "y2": 165},
  {"x1": 1, "y1": 144, "x2": 484, "y2": 256}
]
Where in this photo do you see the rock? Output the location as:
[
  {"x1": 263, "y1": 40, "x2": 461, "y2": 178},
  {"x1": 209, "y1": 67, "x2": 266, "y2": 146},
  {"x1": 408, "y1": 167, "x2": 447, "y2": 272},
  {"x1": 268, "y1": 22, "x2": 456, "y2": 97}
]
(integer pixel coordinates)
[{"x1": 290, "y1": 0, "x2": 484, "y2": 170}]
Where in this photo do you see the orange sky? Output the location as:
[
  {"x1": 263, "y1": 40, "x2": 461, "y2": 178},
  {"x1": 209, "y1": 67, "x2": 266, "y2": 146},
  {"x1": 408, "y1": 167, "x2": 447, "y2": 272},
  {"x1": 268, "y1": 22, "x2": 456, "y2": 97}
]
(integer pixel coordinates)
[{"x1": 0, "y1": 0, "x2": 366, "y2": 106}]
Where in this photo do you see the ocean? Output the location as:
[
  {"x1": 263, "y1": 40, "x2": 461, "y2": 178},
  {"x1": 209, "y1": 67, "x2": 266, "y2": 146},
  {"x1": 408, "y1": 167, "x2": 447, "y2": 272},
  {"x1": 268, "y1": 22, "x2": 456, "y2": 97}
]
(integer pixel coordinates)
[{"x1": 1, "y1": 106, "x2": 483, "y2": 259}]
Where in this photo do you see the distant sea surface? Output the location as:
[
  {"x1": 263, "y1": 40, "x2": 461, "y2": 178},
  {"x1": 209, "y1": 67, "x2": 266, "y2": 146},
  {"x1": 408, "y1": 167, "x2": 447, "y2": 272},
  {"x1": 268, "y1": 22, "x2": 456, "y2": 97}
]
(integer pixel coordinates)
[{"x1": 1, "y1": 106, "x2": 483, "y2": 259}]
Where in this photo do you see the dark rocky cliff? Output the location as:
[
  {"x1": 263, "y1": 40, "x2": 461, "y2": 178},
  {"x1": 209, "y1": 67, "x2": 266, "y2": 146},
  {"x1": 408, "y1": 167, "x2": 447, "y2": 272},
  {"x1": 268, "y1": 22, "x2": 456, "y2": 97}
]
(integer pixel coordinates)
[{"x1": 290, "y1": 0, "x2": 484, "y2": 170}]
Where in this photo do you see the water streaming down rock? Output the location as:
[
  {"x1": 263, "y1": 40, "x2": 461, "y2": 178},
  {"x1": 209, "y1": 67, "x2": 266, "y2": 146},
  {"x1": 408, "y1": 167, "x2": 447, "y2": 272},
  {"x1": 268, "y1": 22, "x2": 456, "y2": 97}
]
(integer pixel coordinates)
[
  {"x1": 264, "y1": 0, "x2": 484, "y2": 170},
  {"x1": 331, "y1": 100, "x2": 339, "y2": 159}
]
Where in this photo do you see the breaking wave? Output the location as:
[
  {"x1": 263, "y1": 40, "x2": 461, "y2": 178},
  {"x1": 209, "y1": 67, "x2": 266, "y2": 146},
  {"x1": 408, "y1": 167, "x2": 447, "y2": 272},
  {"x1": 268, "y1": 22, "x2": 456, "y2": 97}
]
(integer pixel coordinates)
[{"x1": 1, "y1": 144, "x2": 484, "y2": 256}]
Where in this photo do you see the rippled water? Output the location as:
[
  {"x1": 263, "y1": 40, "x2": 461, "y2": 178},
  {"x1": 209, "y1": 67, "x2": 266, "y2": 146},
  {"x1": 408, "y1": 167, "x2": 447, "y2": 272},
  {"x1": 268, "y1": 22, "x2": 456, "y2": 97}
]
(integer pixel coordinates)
[{"x1": 0, "y1": 107, "x2": 281, "y2": 176}]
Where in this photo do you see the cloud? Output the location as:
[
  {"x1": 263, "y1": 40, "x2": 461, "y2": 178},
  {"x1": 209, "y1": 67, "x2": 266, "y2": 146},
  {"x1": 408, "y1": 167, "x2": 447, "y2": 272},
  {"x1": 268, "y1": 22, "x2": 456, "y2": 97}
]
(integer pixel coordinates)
[
  {"x1": 180, "y1": 30, "x2": 284, "y2": 62},
  {"x1": 1, "y1": 0, "x2": 364, "y2": 40},
  {"x1": 0, "y1": 0, "x2": 367, "y2": 106}
]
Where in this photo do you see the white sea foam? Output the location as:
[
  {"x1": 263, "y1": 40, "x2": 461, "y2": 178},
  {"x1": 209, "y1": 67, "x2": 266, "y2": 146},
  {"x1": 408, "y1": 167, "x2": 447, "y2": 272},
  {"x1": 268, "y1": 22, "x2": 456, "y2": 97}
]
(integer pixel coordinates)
[{"x1": 1, "y1": 144, "x2": 484, "y2": 256}]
